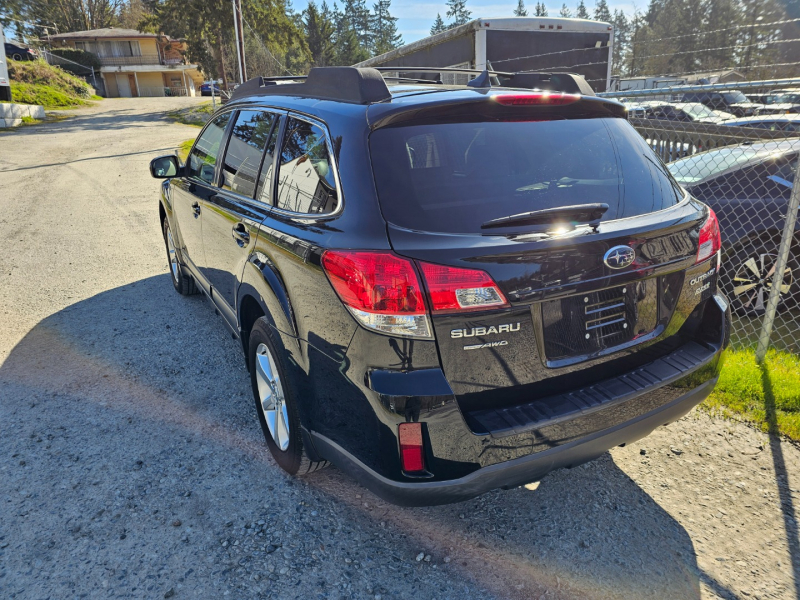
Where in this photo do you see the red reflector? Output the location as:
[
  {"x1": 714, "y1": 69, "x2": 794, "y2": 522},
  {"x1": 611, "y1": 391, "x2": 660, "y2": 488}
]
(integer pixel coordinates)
[
  {"x1": 493, "y1": 93, "x2": 580, "y2": 106},
  {"x1": 696, "y1": 208, "x2": 722, "y2": 265},
  {"x1": 398, "y1": 422, "x2": 425, "y2": 472},
  {"x1": 321, "y1": 251, "x2": 425, "y2": 314},
  {"x1": 418, "y1": 261, "x2": 509, "y2": 313}
]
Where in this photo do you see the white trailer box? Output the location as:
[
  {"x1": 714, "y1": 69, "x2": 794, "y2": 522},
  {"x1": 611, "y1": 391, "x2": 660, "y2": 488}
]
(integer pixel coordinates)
[
  {"x1": 0, "y1": 29, "x2": 12, "y2": 102},
  {"x1": 357, "y1": 17, "x2": 614, "y2": 92}
]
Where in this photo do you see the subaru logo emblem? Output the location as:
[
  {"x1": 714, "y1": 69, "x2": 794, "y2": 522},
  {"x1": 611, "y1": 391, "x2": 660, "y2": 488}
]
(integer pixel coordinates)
[{"x1": 603, "y1": 245, "x2": 635, "y2": 269}]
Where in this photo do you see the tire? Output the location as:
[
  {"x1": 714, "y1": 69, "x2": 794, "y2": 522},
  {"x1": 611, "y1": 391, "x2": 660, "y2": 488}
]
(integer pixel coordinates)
[
  {"x1": 722, "y1": 240, "x2": 797, "y2": 316},
  {"x1": 11, "y1": 53, "x2": 22, "y2": 61},
  {"x1": 248, "y1": 317, "x2": 328, "y2": 475},
  {"x1": 162, "y1": 218, "x2": 198, "y2": 296}
]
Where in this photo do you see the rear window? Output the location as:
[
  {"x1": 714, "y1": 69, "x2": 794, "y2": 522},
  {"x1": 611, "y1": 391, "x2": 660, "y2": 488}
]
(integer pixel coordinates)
[
  {"x1": 669, "y1": 148, "x2": 763, "y2": 184},
  {"x1": 369, "y1": 118, "x2": 684, "y2": 234}
]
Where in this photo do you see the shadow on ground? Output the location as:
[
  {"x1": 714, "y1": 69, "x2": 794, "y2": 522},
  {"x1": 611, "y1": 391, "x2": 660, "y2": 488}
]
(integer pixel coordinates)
[{"x1": 0, "y1": 275, "x2": 726, "y2": 598}]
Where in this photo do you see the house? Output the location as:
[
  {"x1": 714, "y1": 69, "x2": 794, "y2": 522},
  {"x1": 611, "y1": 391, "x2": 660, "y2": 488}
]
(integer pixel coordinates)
[{"x1": 46, "y1": 28, "x2": 204, "y2": 98}]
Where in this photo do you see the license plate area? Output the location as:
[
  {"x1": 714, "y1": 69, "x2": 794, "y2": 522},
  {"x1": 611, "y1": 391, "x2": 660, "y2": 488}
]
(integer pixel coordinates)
[{"x1": 540, "y1": 279, "x2": 659, "y2": 363}]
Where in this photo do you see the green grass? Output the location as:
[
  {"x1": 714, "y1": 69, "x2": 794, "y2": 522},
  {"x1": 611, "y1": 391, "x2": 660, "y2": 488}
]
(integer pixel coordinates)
[
  {"x1": 177, "y1": 139, "x2": 194, "y2": 162},
  {"x1": 167, "y1": 101, "x2": 214, "y2": 127},
  {"x1": 704, "y1": 348, "x2": 800, "y2": 440},
  {"x1": 11, "y1": 82, "x2": 87, "y2": 108},
  {"x1": 21, "y1": 115, "x2": 42, "y2": 124}
]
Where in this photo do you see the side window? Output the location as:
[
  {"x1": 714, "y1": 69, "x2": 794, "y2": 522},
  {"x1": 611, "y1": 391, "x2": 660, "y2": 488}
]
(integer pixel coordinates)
[
  {"x1": 255, "y1": 116, "x2": 282, "y2": 203},
  {"x1": 221, "y1": 110, "x2": 276, "y2": 198},
  {"x1": 274, "y1": 118, "x2": 339, "y2": 214},
  {"x1": 188, "y1": 112, "x2": 232, "y2": 184}
]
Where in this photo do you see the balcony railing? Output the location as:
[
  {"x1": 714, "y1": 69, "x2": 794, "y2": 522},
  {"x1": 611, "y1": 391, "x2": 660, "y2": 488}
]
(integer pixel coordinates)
[
  {"x1": 98, "y1": 55, "x2": 186, "y2": 67},
  {"x1": 138, "y1": 86, "x2": 189, "y2": 97}
]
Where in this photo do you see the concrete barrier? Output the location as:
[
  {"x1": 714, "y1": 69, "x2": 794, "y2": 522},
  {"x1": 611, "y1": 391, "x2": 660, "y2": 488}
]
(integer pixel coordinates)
[{"x1": 0, "y1": 102, "x2": 46, "y2": 128}]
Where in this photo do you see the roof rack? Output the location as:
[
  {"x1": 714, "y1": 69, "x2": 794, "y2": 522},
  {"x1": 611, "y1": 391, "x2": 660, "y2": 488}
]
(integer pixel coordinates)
[{"x1": 228, "y1": 66, "x2": 595, "y2": 105}]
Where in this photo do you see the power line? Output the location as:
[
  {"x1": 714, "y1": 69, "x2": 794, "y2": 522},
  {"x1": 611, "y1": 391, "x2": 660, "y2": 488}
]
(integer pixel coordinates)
[{"x1": 240, "y1": 15, "x2": 293, "y2": 76}]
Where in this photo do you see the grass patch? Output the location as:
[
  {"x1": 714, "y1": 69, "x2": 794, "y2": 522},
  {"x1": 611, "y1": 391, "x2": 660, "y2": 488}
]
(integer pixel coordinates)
[
  {"x1": 704, "y1": 348, "x2": 800, "y2": 440},
  {"x1": 167, "y1": 101, "x2": 214, "y2": 127},
  {"x1": 11, "y1": 81, "x2": 87, "y2": 108},
  {"x1": 21, "y1": 115, "x2": 42, "y2": 124},
  {"x1": 177, "y1": 139, "x2": 194, "y2": 162}
]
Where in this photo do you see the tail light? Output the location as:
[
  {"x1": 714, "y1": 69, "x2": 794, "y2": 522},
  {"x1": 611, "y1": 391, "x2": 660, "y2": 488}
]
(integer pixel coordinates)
[
  {"x1": 398, "y1": 422, "x2": 425, "y2": 473},
  {"x1": 696, "y1": 208, "x2": 722, "y2": 268},
  {"x1": 321, "y1": 251, "x2": 432, "y2": 338},
  {"x1": 418, "y1": 262, "x2": 509, "y2": 313},
  {"x1": 493, "y1": 92, "x2": 580, "y2": 106}
]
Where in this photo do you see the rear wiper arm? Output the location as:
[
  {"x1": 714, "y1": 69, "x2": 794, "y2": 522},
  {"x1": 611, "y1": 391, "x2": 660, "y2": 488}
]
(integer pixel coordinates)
[{"x1": 480, "y1": 203, "x2": 610, "y2": 229}]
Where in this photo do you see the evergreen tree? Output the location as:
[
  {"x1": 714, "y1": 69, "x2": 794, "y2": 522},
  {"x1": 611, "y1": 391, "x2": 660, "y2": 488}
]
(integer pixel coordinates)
[
  {"x1": 559, "y1": 3, "x2": 572, "y2": 16},
  {"x1": 514, "y1": 0, "x2": 529, "y2": 16},
  {"x1": 371, "y1": 0, "x2": 403, "y2": 55},
  {"x1": 334, "y1": 16, "x2": 370, "y2": 64},
  {"x1": 594, "y1": 0, "x2": 611, "y2": 22},
  {"x1": 430, "y1": 12, "x2": 447, "y2": 34},
  {"x1": 535, "y1": 2, "x2": 549, "y2": 15},
  {"x1": 446, "y1": 0, "x2": 471, "y2": 27},
  {"x1": 304, "y1": 1, "x2": 335, "y2": 66},
  {"x1": 611, "y1": 9, "x2": 629, "y2": 74},
  {"x1": 701, "y1": 0, "x2": 742, "y2": 70},
  {"x1": 342, "y1": 0, "x2": 371, "y2": 50},
  {"x1": 576, "y1": 0, "x2": 589, "y2": 18}
]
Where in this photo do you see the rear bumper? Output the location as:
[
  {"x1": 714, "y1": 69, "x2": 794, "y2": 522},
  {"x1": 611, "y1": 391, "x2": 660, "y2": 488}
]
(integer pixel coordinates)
[{"x1": 311, "y1": 376, "x2": 716, "y2": 507}]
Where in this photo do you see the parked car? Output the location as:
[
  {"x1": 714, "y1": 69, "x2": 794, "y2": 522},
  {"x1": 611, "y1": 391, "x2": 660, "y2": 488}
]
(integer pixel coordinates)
[
  {"x1": 150, "y1": 66, "x2": 729, "y2": 506},
  {"x1": 4, "y1": 42, "x2": 37, "y2": 61},
  {"x1": 200, "y1": 81, "x2": 222, "y2": 96},
  {"x1": 757, "y1": 89, "x2": 800, "y2": 115},
  {"x1": 640, "y1": 101, "x2": 735, "y2": 123},
  {"x1": 682, "y1": 90, "x2": 764, "y2": 117},
  {"x1": 669, "y1": 141, "x2": 798, "y2": 315},
  {"x1": 721, "y1": 115, "x2": 800, "y2": 132}
]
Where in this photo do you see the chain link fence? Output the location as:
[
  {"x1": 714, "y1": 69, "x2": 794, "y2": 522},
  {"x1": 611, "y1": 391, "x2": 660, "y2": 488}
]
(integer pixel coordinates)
[{"x1": 599, "y1": 79, "x2": 800, "y2": 356}]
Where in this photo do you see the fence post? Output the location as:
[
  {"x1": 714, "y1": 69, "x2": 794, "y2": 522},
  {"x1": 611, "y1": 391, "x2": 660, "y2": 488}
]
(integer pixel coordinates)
[{"x1": 755, "y1": 158, "x2": 800, "y2": 362}]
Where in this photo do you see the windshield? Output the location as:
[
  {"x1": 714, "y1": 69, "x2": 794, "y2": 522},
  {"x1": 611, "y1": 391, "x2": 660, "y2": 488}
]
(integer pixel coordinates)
[
  {"x1": 722, "y1": 91, "x2": 748, "y2": 104},
  {"x1": 668, "y1": 148, "x2": 763, "y2": 183},
  {"x1": 370, "y1": 118, "x2": 684, "y2": 234},
  {"x1": 778, "y1": 92, "x2": 800, "y2": 104},
  {"x1": 678, "y1": 103, "x2": 731, "y2": 120}
]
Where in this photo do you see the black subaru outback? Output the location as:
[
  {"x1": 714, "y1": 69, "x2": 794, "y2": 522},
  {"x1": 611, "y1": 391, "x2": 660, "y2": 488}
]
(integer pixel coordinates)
[{"x1": 150, "y1": 67, "x2": 730, "y2": 506}]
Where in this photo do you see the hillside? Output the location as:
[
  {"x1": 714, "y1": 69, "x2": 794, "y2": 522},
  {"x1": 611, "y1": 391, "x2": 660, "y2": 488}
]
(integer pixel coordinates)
[{"x1": 5, "y1": 60, "x2": 97, "y2": 108}]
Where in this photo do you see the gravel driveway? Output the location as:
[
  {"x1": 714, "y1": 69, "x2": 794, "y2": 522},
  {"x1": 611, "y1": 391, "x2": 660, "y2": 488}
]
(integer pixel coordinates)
[{"x1": 1, "y1": 98, "x2": 799, "y2": 600}]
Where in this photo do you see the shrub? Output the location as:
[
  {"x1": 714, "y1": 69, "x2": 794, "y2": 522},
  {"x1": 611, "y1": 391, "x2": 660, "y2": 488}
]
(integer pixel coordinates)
[{"x1": 49, "y1": 48, "x2": 101, "y2": 71}]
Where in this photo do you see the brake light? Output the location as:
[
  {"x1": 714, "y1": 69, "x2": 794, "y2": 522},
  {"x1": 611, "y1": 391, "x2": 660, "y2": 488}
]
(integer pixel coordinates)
[
  {"x1": 696, "y1": 208, "x2": 722, "y2": 266},
  {"x1": 321, "y1": 250, "x2": 432, "y2": 338},
  {"x1": 398, "y1": 422, "x2": 425, "y2": 472},
  {"x1": 493, "y1": 92, "x2": 580, "y2": 106},
  {"x1": 418, "y1": 262, "x2": 509, "y2": 313}
]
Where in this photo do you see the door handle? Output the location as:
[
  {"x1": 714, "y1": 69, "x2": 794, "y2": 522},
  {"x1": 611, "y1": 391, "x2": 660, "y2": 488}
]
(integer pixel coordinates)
[
  {"x1": 191, "y1": 201, "x2": 201, "y2": 217},
  {"x1": 232, "y1": 223, "x2": 251, "y2": 246}
]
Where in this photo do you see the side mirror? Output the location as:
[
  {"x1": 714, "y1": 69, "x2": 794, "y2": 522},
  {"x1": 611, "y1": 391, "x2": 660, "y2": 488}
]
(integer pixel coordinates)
[{"x1": 150, "y1": 155, "x2": 180, "y2": 179}]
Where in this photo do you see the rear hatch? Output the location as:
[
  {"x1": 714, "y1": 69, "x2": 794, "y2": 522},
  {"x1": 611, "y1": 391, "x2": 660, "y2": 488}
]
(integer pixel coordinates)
[{"x1": 367, "y1": 92, "x2": 720, "y2": 424}]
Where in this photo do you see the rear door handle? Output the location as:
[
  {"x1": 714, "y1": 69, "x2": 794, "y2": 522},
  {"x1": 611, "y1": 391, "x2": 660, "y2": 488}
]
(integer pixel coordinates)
[
  {"x1": 232, "y1": 223, "x2": 250, "y2": 246},
  {"x1": 191, "y1": 201, "x2": 201, "y2": 217}
]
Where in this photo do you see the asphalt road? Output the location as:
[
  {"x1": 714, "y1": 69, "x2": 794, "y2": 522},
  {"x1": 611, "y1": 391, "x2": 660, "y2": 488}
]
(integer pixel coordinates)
[{"x1": 1, "y1": 98, "x2": 799, "y2": 600}]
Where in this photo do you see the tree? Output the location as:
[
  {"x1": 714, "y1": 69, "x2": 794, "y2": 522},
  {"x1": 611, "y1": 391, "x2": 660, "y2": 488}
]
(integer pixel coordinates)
[
  {"x1": 576, "y1": 0, "x2": 589, "y2": 18},
  {"x1": 141, "y1": 0, "x2": 301, "y2": 90},
  {"x1": 535, "y1": 2, "x2": 549, "y2": 15},
  {"x1": 611, "y1": 9, "x2": 629, "y2": 74},
  {"x1": 334, "y1": 16, "x2": 370, "y2": 64},
  {"x1": 446, "y1": 0, "x2": 471, "y2": 27},
  {"x1": 1, "y1": 0, "x2": 120, "y2": 38},
  {"x1": 371, "y1": 0, "x2": 403, "y2": 55},
  {"x1": 342, "y1": 0, "x2": 372, "y2": 51},
  {"x1": 514, "y1": 0, "x2": 529, "y2": 16},
  {"x1": 430, "y1": 13, "x2": 447, "y2": 34},
  {"x1": 559, "y1": 3, "x2": 572, "y2": 16},
  {"x1": 594, "y1": 0, "x2": 612, "y2": 22},
  {"x1": 304, "y1": 1, "x2": 335, "y2": 66}
]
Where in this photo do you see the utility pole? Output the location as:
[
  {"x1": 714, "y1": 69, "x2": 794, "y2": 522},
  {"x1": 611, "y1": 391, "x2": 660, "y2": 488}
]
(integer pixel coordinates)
[{"x1": 232, "y1": 0, "x2": 247, "y2": 84}]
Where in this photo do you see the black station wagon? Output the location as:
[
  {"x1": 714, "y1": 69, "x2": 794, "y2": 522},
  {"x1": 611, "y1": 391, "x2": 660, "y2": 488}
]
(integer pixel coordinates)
[{"x1": 150, "y1": 67, "x2": 730, "y2": 506}]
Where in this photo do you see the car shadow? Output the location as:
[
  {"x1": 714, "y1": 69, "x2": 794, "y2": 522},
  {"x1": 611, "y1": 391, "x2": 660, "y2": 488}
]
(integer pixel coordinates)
[{"x1": 0, "y1": 275, "x2": 732, "y2": 599}]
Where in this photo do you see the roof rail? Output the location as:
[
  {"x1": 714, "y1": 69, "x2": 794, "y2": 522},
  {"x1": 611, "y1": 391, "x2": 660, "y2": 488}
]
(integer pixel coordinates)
[
  {"x1": 227, "y1": 66, "x2": 595, "y2": 105},
  {"x1": 229, "y1": 67, "x2": 391, "y2": 104}
]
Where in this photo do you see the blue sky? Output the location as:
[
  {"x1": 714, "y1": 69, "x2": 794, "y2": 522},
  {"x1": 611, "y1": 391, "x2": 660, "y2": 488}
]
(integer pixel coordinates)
[{"x1": 290, "y1": 0, "x2": 637, "y2": 43}]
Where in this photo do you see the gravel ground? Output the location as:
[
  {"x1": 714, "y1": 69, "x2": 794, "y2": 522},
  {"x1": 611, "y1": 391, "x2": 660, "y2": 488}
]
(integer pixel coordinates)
[{"x1": 0, "y1": 97, "x2": 799, "y2": 600}]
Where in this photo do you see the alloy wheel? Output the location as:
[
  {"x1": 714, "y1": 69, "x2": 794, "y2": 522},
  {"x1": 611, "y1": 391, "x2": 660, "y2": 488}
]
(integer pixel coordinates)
[
  {"x1": 732, "y1": 253, "x2": 793, "y2": 312},
  {"x1": 254, "y1": 343, "x2": 291, "y2": 451}
]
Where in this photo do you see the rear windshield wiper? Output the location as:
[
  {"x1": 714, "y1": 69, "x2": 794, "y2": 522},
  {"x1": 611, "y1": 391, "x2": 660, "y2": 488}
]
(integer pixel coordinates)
[{"x1": 480, "y1": 203, "x2": 610, "y2": 229}]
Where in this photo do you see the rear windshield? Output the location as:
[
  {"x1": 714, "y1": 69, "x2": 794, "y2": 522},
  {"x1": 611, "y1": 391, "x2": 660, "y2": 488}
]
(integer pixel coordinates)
[{"x1": 369, "y1": 118, "x2": 684, "y2": 234}]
